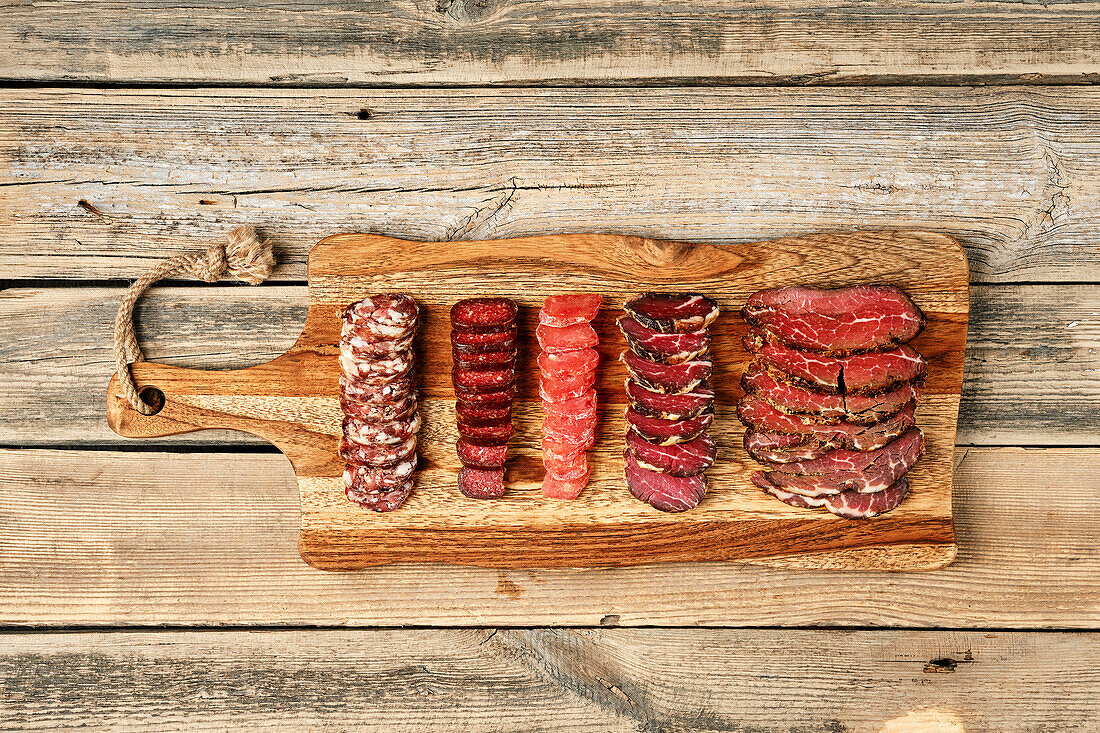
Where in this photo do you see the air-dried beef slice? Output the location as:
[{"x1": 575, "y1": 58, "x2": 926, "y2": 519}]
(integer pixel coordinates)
[
  {"x1": 539, "y1": 293, "x2": 602, "y2": 327},
  {"x1": 538, "y1": 370, "x2": 596, "y2": 403},
  {"x1": 741, "y1": 285, "x2": 925, "y2": 353},
  {"x1": 618, "y1": 315, "x2": 710, "y2": 364},
  {"x1": 340, "y1": 373, "x2": 415, "y2": 405},
  {"x1": 743, "y1": 329, "x2": 926, "y2": 393},
  {"x1": 344, "y1": 293, "x2": 420, "y2": 339},
  {"x1": 346, "y1": 478, "x2": 413, "y2": 512},
  {"x1": 545, "y1": 451, "x2": 589, "y2": 480},
  {"x1": 626, "y1": 406, "x2": 713, "y2": 446},
  {"x1": 457, "y1": 421, "x2": 515, "y2": 443},
  {"x1": 755, "y1": 473, "x2": 910, "y2": 518},
  {"x1": 624, "y1": 293, "x2": 719, "y2": 333},
  {"x1": 762, "y1": 428, "x2": 925, "y2": 497},
  {"x1": 535, "y1": 322, "x2": 599, "y2": 353},
  {"x1": 737, "y1": 396, "x2": 916, "y2": 452},
  {"x1": 451, "y1": 297, "x2": 518, "y2": 330},
  {"x1": 458, "y1": 466, "x2": 506, "y2": 499},
  {"x1": 455, "y1": 402, "x2": 511, "y2": 425},
  {"x1": 455, "y1": 383, "x2": 518, "y2": 406},
  {"x1": 452, "y1": 365, "x2": 515, "y2": 393},
  {"x1": 451, "y1": 324, "x2": 518, "y2": 352},
  {"x1": 622, "y1": 351, "x2": 712, "y2": 394},
  {"x1": 339, "y1": 349, "x2": 414, "y2": 382},
  {"x1": 454, "y1": 348, "x2": 518, "y2": 369},
  {"x1": 456, "y1": 439, "x2": 508, "y2": 469},
  {"x1": 341, "y1": 394, "x2": 417, "y2": 422},
  {"x1": 744, "y1": 431, "x2": 831, "y2": 463},
  {"x1": 341, "y1": 326, "x2": 415, "y2": 360},
  {"x1": 624, "y1": 449, "x2": 706, "y2": 512},
  {"x1": 626, "y1": 380, "x2": 713, "y2": 420},
  {"x1": 542, "y1": 435, "x2": 587, "y2": 463},
  {"x1": 542, "y1": 390, "x2": 597, "y2": 420},
  {"x1": 543, "y1": 419, "x2": 596, "y2": 448},
  {"x1": 542, "y1": 472, "x2": 589, "y2": 500},
  {"x1": 743, "y1": 361, "x2": 917, "y2": 423},
  {"x1": 343, "y1": 412, "x2": 422, "y2": 446},
  {"x1": 538, "y1": 348, "x2": 599, "y2": 377},
  {"x1": 544, "y1": 410, "x2": 597, "y2": 436},
  {"x1": 626, "y1": 431, "x2": 715, "y2": 477},
  {"x1": 339, "y1": 434, "x2": 417, "y2": 468}
]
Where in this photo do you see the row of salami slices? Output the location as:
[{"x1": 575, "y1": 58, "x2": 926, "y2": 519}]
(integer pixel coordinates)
[
  {"x1": 338, "y1": 294, "x2": 422, "y2": 512},
  {"x1": 736, "y1": 285, "x2": 928, "y2": 519}
]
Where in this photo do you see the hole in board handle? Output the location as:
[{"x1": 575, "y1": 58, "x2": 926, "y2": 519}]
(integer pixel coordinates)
[{"x1": 138, "y1": 386, "x2": 165, "y2": 416}]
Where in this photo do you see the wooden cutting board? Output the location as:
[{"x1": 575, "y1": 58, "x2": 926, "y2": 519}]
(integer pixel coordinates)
[{"x1": 106, "y1": 231, "x2": 968, "y2": 571}]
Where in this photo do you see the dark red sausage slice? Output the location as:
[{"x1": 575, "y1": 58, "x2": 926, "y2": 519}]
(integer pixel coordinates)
[
  {"x1": 454, "y1": 348, "x2": 518, "y2": 369},
  {"x1": 456, "y1": 439, "x2": 508, "y2": 469},
  {"x1": 451, "y1": 297, "x2": 518, "y2": 329},
  {"x1": 452, "y1": 366, "x2": 515, "y2": 393},
  {"x1": 451, "y1": 325, "x2": 518, "y2": 352},
  {"x1": 457, "y1": 421, "x2": 515, "y2": 443},
  {"x1": 458, "y1": 466, "x2": 506, "y2": 499},
  {"x1": 455, "y1": 402, "x2": 512, "y2": 426},
  {"x1": 455, "y1": 383, "x2": 518, "y2": 406}
]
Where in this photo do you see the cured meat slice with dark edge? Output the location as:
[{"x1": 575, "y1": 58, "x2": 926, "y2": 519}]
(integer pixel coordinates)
[
  {"x1": 626, "y1": 380, "x2": 713, "y2": 420},
  {"x1": 759, "y1": 428, "x2": 925, "y2": 497},
  {"x1": 535, "y1": 322, "x2": 599, "y2": 352},
  {"x1": 454, "y1": 348, "x2": 518, "y2": 369},
  {"x1": 450, "y1": 297, "x2": 518, "y2": 330},
  {"x1": 457, "y1": 421, "x2": 515, "y2": 443},
  {"x1": 743, "y1": 329, "x2": 926, "y2": 393},
  {"x1": 451, "y1": 325, "x2": 518, "y2": 352},
  {"x1": 342, "y1": 329, "x2": 415, "y2": 360},
  {"x1": 744, "y1": 431, "x2": 831, "y2": 464},
  {"x1": 626, "y1": 407, "x2": 714, "y2": 446},
  {"x1": 346, "y1": 478, "x2": 413, "y2": 512},
  {"x1": 755, "y1": 474, "x2": 910, "y2": 518},
  {"x1": 456, "y1": 440, "x2": 508, "y2": 469},
  {"x1": 458, "y1": 466, "x2": 506, "y2": 499},
  {"x1": 621, "y1": 351, "x2": 712, "y2": 394},
  {"x1": 737, "y1": 396, "x2": 916, "y2": 453},
  {"x1": 618, "y1": 315, "x2": 710, "y2": 364},
  {"x1": 538, "y1": 348, "x2": 599, "y2": 377},
  {"x1": 623, "y1": 449, "x2": 707, "y2": 512},
  {"x1": 624, "y1": 293, "x2": 719, "y2": 333},
  {"x1": 539, "y1": 293, "x2": 602, "y2": 327},
  {"x1": 455, "y1": 402, "x2": 511, "y2": 426},
  {"x1": 452, "y1": 365, "x2": 515, "y2": 393},
  {"x1": 742, "y1": 361, "x2": 918, "y2": 423},
  {"x1": 455, "y1": 383, "x2": 518, "y2": 406},
  {"x1": 626, "y1": 431, "x2": 716, "y2": 477},
  {"x1": 741, "y1": 285, "x2": 925, "y2": 353}
]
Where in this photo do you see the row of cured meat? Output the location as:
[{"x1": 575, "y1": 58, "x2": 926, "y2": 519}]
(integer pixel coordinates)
[{"x1": 337, "y1": 285, "x2": 928, "y2": 518}]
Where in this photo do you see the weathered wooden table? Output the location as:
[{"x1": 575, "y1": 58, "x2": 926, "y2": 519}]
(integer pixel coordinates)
[{"x1": 1, "y1": 3, "x2": 1098, "y2": 730}]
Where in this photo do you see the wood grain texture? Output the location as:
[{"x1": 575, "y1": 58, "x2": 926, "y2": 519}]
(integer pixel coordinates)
[
  {"x1": 102, "y1": 231, "x2": 966, "y2": 571},
  {"x1": 2, "y1": 283, "x2": 1095, "y2": 447},
  {"x1": 1, "y1": 446, "x2": 1095, "y2": 627},
  {"x1": 2, "y1": 628, "x2": 1097, "y2": 732},
  {"x1": 2, "y1": 87, "x2": 1099, "y2": 283},
  {"x1": 2, "y1": 0, "x2": 1098, "y2": 86}
]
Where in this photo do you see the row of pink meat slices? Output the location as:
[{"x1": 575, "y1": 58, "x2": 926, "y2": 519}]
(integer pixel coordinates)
[{"x1": 337, "y1": 284, "x2": 929, "y2": 518}]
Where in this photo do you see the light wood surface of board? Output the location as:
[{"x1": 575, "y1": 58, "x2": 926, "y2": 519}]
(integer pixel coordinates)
[{"x1": 106, "y1": 230, "x2": 966, "y2": 571}]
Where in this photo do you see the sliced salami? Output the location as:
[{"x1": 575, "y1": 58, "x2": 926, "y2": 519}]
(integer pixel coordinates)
[
  {"x1": 455, "y1": 402, "x2": 512, "y2": 426},
  {"x1": 339, "y1": 349, "x2": 414, "y2": 381},
  {"x1": 454, "y1": 383, "x2": 517, "y2": 406},
  {"x1": 454, "y1": 348, "x2": 518, "y2": 369},
  {"x1": 458, "y1": 466, "x2": 506, "y2": 499},
  {"x1": 456, "y1": 439, "x2": 509, "y2": 469},
  {"x1": 451, "y1": 325, "x2": 518, "y2": 352},
  {"x1": 343, "y1": 293, "x2": 420, "y2": 339},
  {"x1": 343, "y1": 412, "x2": 422, "y2": 446},
  {"x1": 341, "y1": 325, "x2": 415, "y2": 360},
  {"x1": 341, "y1": 394, "x2": 417, "y2": 422},
  {"x1": 457, "y1": 421, "x2": 515, "y2": 443},
  {"x1": 339, "y1": 434, "x2": 417, "y2": 468},
  {"x1": 343, "y1": 456, "x2": 417, "y2": 493},
  {"x1": 339, "y1": 373, "x2": 415, "y2": 405},
  {"x1": 451, "y1": 297, "x2": 518, "y2": 330},
  {"x1": 346, "y1": 478, "x2": 413, "y2": 512},
  {"x1": 452, "y1": 365, "x2": 515, "y2": 393}
]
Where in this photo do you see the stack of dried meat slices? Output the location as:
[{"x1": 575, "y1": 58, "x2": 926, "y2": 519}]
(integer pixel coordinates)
[
  {"x1": 536, "y1": 294, "x2": 603, "y2": 499},
  {"x1": 338, "y1": 294, "x2": 422, "y2": 511},
  {"x1": 450, "y1": 297, "x2": 519, "y2": 499},
  {"x1": 619, "y1": 293, "x2": 719, "y2": 512},
  {"x1": 737, "y1": 285, "x2": 928, "y2": 518}
]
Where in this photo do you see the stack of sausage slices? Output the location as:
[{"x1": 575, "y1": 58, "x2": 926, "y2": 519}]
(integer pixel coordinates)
[
  {"x1": 338, "y1": 293, "x2": 422, "y2": 512},
  {"x1": 619, "y1": 293, "x2": 719, "y2": 512},
  {"x1": 535, "y1": 294, "x2": 603, "y2": 500},
  {"x1": 450, "y1": 297, "x2": 519, "y2": 499},
  {"x1": 738, "y1": 284, "x2": 928, "y2": 518}
]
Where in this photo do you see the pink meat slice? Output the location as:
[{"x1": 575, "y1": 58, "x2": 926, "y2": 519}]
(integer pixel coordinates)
[
  {"x1": 618, "y1": 315, "x2": 711, "y2": 364},
  {"x1": 623, "y1": 449, "x2": 707, "y2": 512},
  {"x1": 741, "y1": 285, "x2": 925, "y2": 353},
  {"x1": 544, "y1": 410, "x2": 598, "y2": 436},
  {"x1": 621, "y1": 351, "x2": 712, "y2": 394},
  {"x1": 458, "y1": 466, "x2": 506, "y2": 499},
  {"x1": 626, "y1": 406, "x2": 713, "y2": 446},
  {"x1": 760, "y1": 428, "x2": 925, "y2": 497},
  {"x1": 542, "y1": 472, "x2": 590, "y2": 500},
  {"x1": 539, "y1": 293, "x2": 602, "y2": 327},
  {"x1": 737, "y1": 396, "x2": 916, "y2": 452},
  {"x1": 542, "y1": 390, "x2": 597, "y2": 419},
  {"x1": 538, "y1": 348, "x2": 599, "y2": 377},
  {"x1": 743, "y1": 329, "x2": 926, "y2": 392},
  {"x1": 743, "y1": 361, "x2": 917, "y2": 423},
  {"x1": 539, "y1": 370, "x2": 596, "y2": 402},
  {"x1": 545, "y1": 453, "x2": 590, "y2": 481},
  {"x1": 625, "y1": 431, "x2": 716, "y2": 477},
  {"x1": 755, "y1": 474, "x2": 910, "y2": 519},
  {"x1": 624, "y1": 293, "x2": 720, "y2": 333},
  {"x1": 625, "y1": 380, "x2": 713, "y2": 420},
  {"x1": 451, "y1": 297, "x2": 518, "y2": 329},
  {"x1": 535, "y1": 322, "x2": 599, "y2": 352}
]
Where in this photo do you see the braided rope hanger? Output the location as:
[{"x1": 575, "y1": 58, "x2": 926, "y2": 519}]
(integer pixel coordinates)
[{"x1": 113, "y1": 225, "x2": 276, "y2": 414}]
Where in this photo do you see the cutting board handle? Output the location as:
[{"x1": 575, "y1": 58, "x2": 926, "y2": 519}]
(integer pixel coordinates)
[{"x1": 106, "y1": 360, "x2": 285, "y2": 444}]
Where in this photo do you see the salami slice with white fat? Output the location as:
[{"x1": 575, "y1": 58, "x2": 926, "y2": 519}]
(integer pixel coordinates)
[
  {"x1": 343, "y1": 293, "x2": 420, "y2": 339},
  {"x1": 339, "y1": 434, "x2": 417, "y2": 468},
  {"x1": 343, "y1": 412, "x2": 421, "y2": 446},
  {"x1": 339, "y1": 374, "x2": 415, "y2": 405},
  {"x1": 339, "y1": 349, "x2": 414, "y2": 382}
]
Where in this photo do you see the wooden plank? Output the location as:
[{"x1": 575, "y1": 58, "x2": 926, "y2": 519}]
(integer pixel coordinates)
[
  {"x1": 2, "y1": 87, "x2": 1099, "y2": 283},
  {"x1": 103, "y1": 232, "x2": 966, "y2": 571},
  {"x1": 2, "y1": 0, "x2": 1098, "y2": 86},
  {"x1": 3, "y1": 283, "x2": 1095, "y2": 448},
  {"x1": 2, "y1": 629, "x2": 1097, "y2": 731},
  {"x1": 0, "y1": 446, "x2": 1095, "y2": 626}
]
